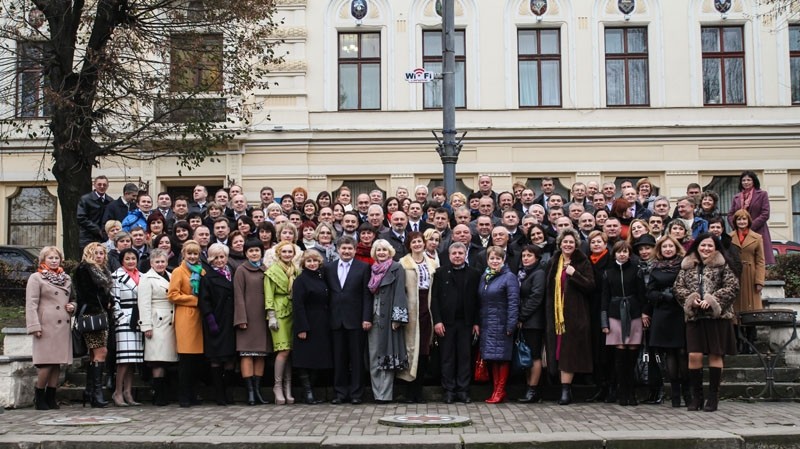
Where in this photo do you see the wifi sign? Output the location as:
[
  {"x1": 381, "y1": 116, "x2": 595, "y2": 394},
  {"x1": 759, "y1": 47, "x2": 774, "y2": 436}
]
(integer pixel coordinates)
[{"x1": 404, "y1": 68, "x2": 435, "y2": 83}]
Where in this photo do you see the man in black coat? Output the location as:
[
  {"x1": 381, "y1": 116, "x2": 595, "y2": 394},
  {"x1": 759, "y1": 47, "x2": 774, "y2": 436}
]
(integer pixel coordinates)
[
  {"x1": 102, "y1": 182, "x2": 140, "y2": 226},
  {"x1": 432, "y1": 242, "x2": 481, "y2": 404},
  {"x1": 379, "y1": 210, "x2": 408, "y2": 261},
  {"x1": 325, "y1": 236, "x2": 372, "y2": 404},
  {"x1": 77, "y1": 175, "x2": 112, "y2": 250}
]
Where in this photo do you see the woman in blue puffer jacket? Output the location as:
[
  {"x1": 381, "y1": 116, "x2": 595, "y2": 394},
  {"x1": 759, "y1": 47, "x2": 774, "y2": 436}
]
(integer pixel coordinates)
[{"x1": 478, "y1": 246, "x2": 520, "y2": 404}]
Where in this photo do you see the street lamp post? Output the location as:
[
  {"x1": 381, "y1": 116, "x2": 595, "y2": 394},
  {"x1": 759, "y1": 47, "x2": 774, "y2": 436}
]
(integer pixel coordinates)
[{"x1": 436, "y1": 0, "x2": 462, "y2": 197}]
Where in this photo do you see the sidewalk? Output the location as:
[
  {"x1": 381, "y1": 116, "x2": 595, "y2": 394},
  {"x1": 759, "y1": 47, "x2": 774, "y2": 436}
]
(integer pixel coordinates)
[{"x1": 1, "y1": 400, "x2": 800, "y2": 448}]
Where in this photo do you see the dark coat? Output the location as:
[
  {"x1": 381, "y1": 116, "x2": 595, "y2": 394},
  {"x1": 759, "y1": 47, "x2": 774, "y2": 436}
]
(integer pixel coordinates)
[
  {"x1": 544, "y1": 249, "x2": 595, "y2": 376},
  {"x1": 292, "y1": 268, "x2": 333, "y2": 369},
  {"x1": 430, "y1": 266, "x2": 480, "y2": 326},
  {"x1": 325, "y1": 259, "x2": 372, "y2": 330},
  {"x1": 518, "y1": 261, "x2": 546, "y2": 330},
  {"x1": 73, "y1": 262, "x2": 113, "y2": 315},
  {"x1": 103, "y1": 197, "x2": 131, "y2": 226},
  {"x1": 77, "y1": 192, "x2": 110, "y2": 247},
  {"x1": 478, "y1": 266, "x2": 520, "y2": 361},
  {"x1": 600, "y1": 260, "x2": 646, "y2": 329},
  {"x1": 646, "y1": 257, "x2": 685, "y2": 348},
  {"x1": 378, "y1": 231, "x2": 409, "y2": 261},
  {"x1": 729, "y1": 189, "x2": 774, "y2": 264},
  {"x1": 198, "y1": 264, "x2": 236, "y2": 359},
  {"x1": 233, "y1": 261, "x2": 272, "y2": 353}
]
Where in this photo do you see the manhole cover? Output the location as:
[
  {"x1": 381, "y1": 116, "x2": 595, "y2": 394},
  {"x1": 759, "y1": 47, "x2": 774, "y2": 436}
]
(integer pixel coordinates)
[
  {"x1": 38, "y1": 416, "x2": 132, "y2": 426},
  {"x1": 379, "y1": 414, "x2": 471, "y2": 428}
]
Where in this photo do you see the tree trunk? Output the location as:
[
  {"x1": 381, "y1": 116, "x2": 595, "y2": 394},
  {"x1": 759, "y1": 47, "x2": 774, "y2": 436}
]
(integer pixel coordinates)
[{"x1": 51, "y1": 137, "x2": 95, "y2": 262}]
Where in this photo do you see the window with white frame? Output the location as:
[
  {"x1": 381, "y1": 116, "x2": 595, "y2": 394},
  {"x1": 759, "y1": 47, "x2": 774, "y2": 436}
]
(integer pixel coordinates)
[
  {"x1": 790, "y1": 25, "x2": 800, "y2": 105},
  {"x1": 702, "y1": 26, "x2": 745, "y2": 105},
  {"x1": 423, "y1": 29, "x2": 466, "y2": 109},
  {"x1": 604, "y1": 27, "x2": 649, "y2": 106},
  {"x1": 518, "y1": 29, "x2": 561, "y2": 108},
  {"x1": 338, "y1": 32, "x2": 381, "y2": 110}
]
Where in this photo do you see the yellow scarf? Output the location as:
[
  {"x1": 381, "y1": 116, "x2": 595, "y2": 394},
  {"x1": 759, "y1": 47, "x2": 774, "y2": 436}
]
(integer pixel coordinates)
[{"x1": 554, "y1": 255, "x2": 566, "y2": 335}]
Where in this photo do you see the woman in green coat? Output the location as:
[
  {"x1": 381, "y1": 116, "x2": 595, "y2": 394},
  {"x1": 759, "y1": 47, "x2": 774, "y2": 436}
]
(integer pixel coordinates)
[{"x1": 265, "y1": 241, "x2": 297, "y2": 405}]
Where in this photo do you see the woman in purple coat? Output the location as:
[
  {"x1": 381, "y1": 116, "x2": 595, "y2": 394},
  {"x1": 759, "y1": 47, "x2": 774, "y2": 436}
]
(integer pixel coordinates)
[
  {"x1": 477, "y1": 246, "x2": 520, "y2": 404},
  {"x1": 729, "y1": 171, "x2": 774, "y2": 265}
]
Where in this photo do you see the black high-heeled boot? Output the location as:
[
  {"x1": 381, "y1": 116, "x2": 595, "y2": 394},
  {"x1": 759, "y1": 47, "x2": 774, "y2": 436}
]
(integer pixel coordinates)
[
  {"x1": 244, "y1": 377, "x2": 256, "y2": 406},
  {"x1": 518, "y1": 386, "x2": 541, "y2": 403},
  {"x1": 704, "y1": 367, "x2": 722, "y2": 412},
  {"x1": 90, "y1": 362, "x2": 109, "y2": 408},
  {"x1": 34, "y1": 387, "x2": 49, "y2": 410},
  {"x1": 252, "y1": 376, "x2": 269, "y2": 404},
  {"x1": 558, "y1": 384, "x2": 572, "y2": 405},
  {"x1": 687, "y1": 369, "x2": 704, "y2": 411}
]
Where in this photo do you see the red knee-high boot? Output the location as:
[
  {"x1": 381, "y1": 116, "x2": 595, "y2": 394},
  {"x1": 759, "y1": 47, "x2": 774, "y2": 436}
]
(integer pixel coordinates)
[{"x1": 486, "y1": 363, "x2": 509, "y2": 404}]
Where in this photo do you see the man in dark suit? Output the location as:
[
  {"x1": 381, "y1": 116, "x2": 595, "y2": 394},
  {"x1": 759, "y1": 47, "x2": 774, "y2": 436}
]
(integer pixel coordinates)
[
  {"x1": 379, "y1": 210, "x2": 408, "y2": 261},
  {"x1": 406, "y1": 201, "x2": 432, "y2": 234},
  {"x1": 102, "y1": 182, "x2": 140, "y2": 225},
  {"x1": 432, "y1": 242, "x2": 480, "y2": 404},
  {"x1": 77, "y1": 175, "x2": 111, "y2": 250},
  {"x1": 325, "y1": 236, "x2": 372, "y2": 404}
]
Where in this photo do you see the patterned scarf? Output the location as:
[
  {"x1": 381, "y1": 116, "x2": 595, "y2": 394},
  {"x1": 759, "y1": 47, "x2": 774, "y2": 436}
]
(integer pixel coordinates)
[
  {"x1": 214, "y1": 265, "x2": 232, "y2": 282},
  {"x1": 186, "y1": 261, "x2": 203, "y2": 295},
  {"x1": 368, "y1": 259, "x2": 393, "y2": 294},
  {"x1": 38, "y1": 263, "x2": 68, "y2": 286},
  {"x1": 483, "y1": 267, "x2": 499, "y2": 285},
  {"x1": 742, "y1": 187, "x2": 754, "y2": 210},
  {"x1": 553, "y1": 255, "x2": 566, "y2": 335}
]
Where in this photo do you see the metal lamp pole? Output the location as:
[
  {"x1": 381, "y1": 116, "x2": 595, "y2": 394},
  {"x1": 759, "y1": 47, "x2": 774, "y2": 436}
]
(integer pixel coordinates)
[{"x1": 437, "y1": 0, "x2": 461, "y2": 196}]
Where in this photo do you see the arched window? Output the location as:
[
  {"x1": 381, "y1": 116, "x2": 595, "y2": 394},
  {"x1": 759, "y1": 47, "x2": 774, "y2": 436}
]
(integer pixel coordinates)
[
  {"x1": 425, "y1": 178, "x2": 473, "y2": 199},
  {"x1": 7, "y1": 187, "x2": 57, "y2": 246}
]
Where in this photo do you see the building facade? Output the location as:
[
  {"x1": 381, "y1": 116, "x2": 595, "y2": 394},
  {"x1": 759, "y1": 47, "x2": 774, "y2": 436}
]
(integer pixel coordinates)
[{"x1": 2, "y1": 0, "x2": 800, "y2": 248}]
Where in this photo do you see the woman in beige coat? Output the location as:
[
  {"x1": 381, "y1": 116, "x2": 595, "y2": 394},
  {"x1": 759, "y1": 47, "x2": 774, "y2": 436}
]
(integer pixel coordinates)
[
  {"x1": 26, "y1": 246, "x2": 75, "y2": 410},
  {"x1": 730, "y1": 209, "x2": 766, "y2": 353},
  {"x1": 397, "y1": 232, "x2": 437, "y2": 403}
]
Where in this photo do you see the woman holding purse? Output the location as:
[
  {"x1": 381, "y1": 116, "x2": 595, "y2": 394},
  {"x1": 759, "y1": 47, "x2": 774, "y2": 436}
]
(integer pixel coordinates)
[{"x1": 73, "y1": 242, "x2": 113, "y2": 408}]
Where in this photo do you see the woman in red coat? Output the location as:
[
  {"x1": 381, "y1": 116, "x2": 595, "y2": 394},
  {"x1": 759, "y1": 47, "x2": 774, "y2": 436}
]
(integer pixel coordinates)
[{"x1": 729, "y1": 171, "x2": 774, "y2": 264}]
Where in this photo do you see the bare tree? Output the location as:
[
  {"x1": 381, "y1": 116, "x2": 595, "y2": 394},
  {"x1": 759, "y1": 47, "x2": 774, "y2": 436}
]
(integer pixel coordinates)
[{"x1": 0, "y1": 0, "x2": 282, "y2": 259}]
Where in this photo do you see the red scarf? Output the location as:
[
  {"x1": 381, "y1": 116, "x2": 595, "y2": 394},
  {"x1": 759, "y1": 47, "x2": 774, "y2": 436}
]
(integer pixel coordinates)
[
  {"x1": 737, "y1": 228, "x2": 749, "y2": 245},
  {"x1": 590, "y1": 249, "x2": 608, "y2": 265},
  {"x1": 123, "y1": 267, "x2": 141, "y2": 285}
]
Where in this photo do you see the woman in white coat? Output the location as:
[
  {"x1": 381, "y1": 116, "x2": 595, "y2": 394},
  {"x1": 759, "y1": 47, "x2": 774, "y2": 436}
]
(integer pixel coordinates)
[{"x1": 137, "y1": 248, "x2": 177, "y2": 406}]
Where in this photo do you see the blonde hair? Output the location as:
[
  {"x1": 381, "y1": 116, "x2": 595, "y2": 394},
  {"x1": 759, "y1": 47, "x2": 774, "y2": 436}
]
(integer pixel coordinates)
[
  {"x1": 181, "y1": 240, "x2": 201, "y2": 256},
  {"x1": 104, "y1": 220, "x2": 122, "y2": 233},
  {"x1": 81, "y1": 242, "x2": 107, "y2": 267},
  {"x1": 277, "y1": 222, "x2": 298, "y2": 243},
  {"x1": 301, "y1": 249, "x2": 324, "y2": 267},
  {"x1": 39, "y1": 246, "x2": 63, "y2": 264},
  {"x1": 370, "y1": 239, "x2": 396, "y2": 259}
]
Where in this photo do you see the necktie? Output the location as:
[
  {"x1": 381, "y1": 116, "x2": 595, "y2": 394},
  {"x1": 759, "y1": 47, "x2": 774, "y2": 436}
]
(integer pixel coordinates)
[
  {"x1": 339, "y1": 262, "x2": 349, "y2": 288},
  {"x1": 413, "y1": 223, "x2": 418, "y2": 232}
]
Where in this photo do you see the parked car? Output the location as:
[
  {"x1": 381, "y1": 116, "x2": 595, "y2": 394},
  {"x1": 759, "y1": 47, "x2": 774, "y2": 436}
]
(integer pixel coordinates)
[
  {"x1": 0, "y1": 246, "x2": 39, "y2": 303},
  {"x1": 772, "y1": 240, "x2": 800, "y2": 257}
]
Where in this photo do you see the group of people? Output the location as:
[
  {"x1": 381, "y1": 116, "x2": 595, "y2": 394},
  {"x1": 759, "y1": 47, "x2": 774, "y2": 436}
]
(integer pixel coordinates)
[{"x1": 25, "y1": 170, "x2": 769, "y2": 411}]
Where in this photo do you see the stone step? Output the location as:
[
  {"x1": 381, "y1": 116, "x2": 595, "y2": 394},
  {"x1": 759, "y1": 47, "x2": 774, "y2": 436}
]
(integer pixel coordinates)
[
  {"x1": 52, "y1": 379, "x2": 800, "y2": 406},
  {"x1": 719, "y1": 367, "x2": 800, "y2": 383},
  {"x1": 718, "y1": 354, "x2": 787, "y2": 368}
]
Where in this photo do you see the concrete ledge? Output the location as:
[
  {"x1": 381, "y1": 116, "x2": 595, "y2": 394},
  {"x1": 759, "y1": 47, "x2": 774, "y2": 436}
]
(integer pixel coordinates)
[
  {"x1": 462, "y1": 432, "x2": 604, "y2": 449},
  {"x1": 734, "y1": 427, "x2": 800, "y2": 449},
  {"x1": 595, "y1": 430, "x2": 743, "y2": 449},
  {"x1": 321, "y1": 435, "x2": 462, "y2": 449},
  {"x1": 1, "y1": 328, "x2": 31, "y2": 357},
  {"x1": 0, "y1": 435, "x2": 327, "y2": 449}
]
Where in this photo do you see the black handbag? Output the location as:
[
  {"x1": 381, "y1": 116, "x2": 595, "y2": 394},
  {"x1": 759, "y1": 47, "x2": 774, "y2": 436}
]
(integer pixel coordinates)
[
  {"x1": 74, "y1": 304, "x2": 109, "y2": 333},
  {"x1": 512, "y1": 330, "x2": 533, "y2": 371},
  {"x1": 72, "y1": 326, "x2": 88, "y2": 358}
]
